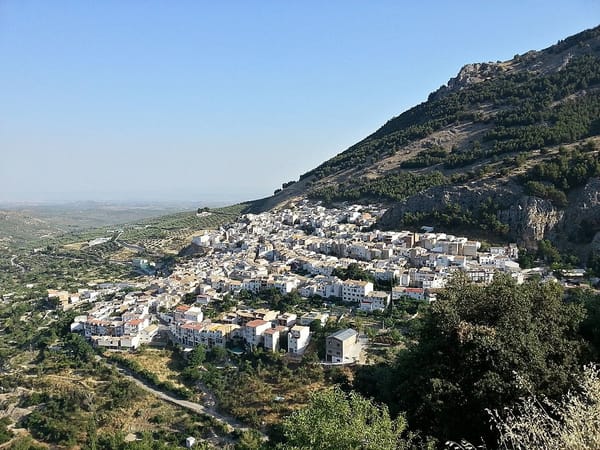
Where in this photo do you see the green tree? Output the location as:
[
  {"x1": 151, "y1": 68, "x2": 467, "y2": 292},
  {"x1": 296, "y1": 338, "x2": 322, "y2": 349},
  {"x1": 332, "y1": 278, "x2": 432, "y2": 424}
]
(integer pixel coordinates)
[
  {"x1": 208, "y1": 345, "x2": 227, "y2": 363},
  {"x1": 517, "y1": 248, "x2": 535, "y2": 269},
  {"x1": 333, "y1": 263, "x2": 374, "y2": 282},
  {"x1": 537, "y1": 239, "x2": 562, "y2": 264},
  {"x1": 389, "y1": 273, "x2": 585, "y2": 445},
  {"x1": 63, "y1": 333, "x2": 94, "y2": 363},
  {"x1": 188, "y1": 345, "x2": 206, "y2": 366},
  {"x1": 568, "y1": 288, "x2": 600, "y2": 359},
  {"x1": 235, "y1": 430, "x2": 266, "y2": 450},
  {"x1": 0, "y1": 417, "x2": 12, "y2": 444},
  {"x1": 279, "y1": 387, "x2": 411, "y2": 450}
]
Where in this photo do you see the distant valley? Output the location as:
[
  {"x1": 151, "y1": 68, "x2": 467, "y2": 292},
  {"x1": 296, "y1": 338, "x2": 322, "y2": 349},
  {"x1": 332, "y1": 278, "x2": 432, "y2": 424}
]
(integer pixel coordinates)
[{"x1": 0, "y1": 201, "x2": 220, "y2": 248}]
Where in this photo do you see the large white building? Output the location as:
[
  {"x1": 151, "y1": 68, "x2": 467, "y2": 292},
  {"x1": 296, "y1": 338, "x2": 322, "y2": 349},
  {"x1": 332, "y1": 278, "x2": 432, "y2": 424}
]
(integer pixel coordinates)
[
  {"x1": 83, "y1": 318, "x2": 123, "y2": 338},
  {"x1": 91, "y1": 335, "x2": 141, "y2": 350},
  {"x1": 171, "y1": 322, "x2": 240, "y2": 348},
  {"x1": 341, "y1": 280, "x2": 373, "y2": 303},
  {"x1": 392, "y1": 287, "x2": 428, "y2": 301},
  {"x1": 200, "y1": 323, "x2": 240, "y2": 348}
]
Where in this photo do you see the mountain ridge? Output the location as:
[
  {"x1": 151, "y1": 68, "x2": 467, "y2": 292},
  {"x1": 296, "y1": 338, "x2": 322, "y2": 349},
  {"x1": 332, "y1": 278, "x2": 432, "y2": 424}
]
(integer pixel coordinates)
[{"x1": 251, "y1": 25, "x2": 600, "y2": 258}]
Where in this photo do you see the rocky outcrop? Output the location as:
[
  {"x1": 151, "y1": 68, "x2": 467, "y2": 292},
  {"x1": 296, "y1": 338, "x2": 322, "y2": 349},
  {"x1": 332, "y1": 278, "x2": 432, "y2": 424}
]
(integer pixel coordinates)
[
  {"x1": 499, "y1": 197, "x2": 563, "y2": 248},
  {"x1": 377, "y1": 179, "x2": 519, "y2": 231},
  {"x1": 561, "y1": 178, "x2": 600, "y2": 253},
  {"x1": 429, "y1": 62, "x2": 507, "y2": 100},
  {"x1": 569, "y1": 177, "x2": 600, "y2": 213},
  {"x1": 379, "y1": 187, "x2": 565, "y2": 248},
  {"x1": 429, "y1": 27, "x2": 600, "y2": 102},
  {"x1": 379, "y1": 177, "x2": 600, "y2": 252}
]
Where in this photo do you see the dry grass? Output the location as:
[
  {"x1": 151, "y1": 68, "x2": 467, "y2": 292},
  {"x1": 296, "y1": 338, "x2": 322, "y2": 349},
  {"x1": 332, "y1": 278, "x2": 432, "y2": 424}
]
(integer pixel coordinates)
[
  {"x1": 2, "y1": 364, "x2": 220, "y2": 446},
  {"x1": 154, "y1": 230, "x2": 202, "y2": 254},
  {"x1": 228, "y1": 375, "x2": 326, "y2": 427},
  {"x1": 63, "y1": 242, "x2": 86, "y2": 251},
  {"x1": 98, "y1": 394, "x2": 182, "y2": 435},
  {"x1": 109, "y1": 247, "x2": 138, "y2": 261},
  {"x1": 118, "y1": 348, "x2": 186, "y2": 390}
]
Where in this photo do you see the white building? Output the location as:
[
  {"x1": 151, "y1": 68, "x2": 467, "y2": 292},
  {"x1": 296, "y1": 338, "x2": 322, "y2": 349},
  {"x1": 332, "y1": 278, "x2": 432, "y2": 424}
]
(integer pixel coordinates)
[
  {"x1": 172, "y1": 322, "x2": 240, "y2": 348},
  {"x1": 360, "y1": 291, "x2": 390, "y2": 312},
  {"x1": 263, "y1": 326, "x2": 287, "y2": 352},
  {"x1": 83, "y1": 318, "x2": 124, "y2": 338},
  {"x1": 244, "y1": 319, "x2": 271, "y2": 348},
  {"x1": 92, "y1": 335, "x2": 141, "y2": 350},
  {"x1": 341, "y1": 280, "x2": 373, "y2": 303},
  {"x1": 277, "y1": 313, "x2": 297, "y2": 327},
  {"x1": 392, "y1": 287, "x2": 427, "y2": 301},
  {"x1": 463, "y1": 241, "x2": 480, "y2": 257},
  {"x1": 271, "y1": 277, "x2": 299, "y2": 294},
  {"x1": 184, "y1": 306, "x2": 204, "y2": 323},
  {"x1": 199, "y1": 323, "x2": 240, "y2": 348},
  {"x1": 192, "y1": 234, "x2": 211, "y2": 247},
  {"x1": 325, "y1": 328, "x2": 361, "y2": 363},
  {"x1": 288, "y1": 325, "x2": 310, "y2": 355},
  {"x1": 299, "y1": 311, "x2": 329, "y2": 327},
  {"x1": 123, "y1": 318, "x2": 149, "y2": 335},
  {"x1": 173, "y1": 322, "x2": 205, "y2": 347}
]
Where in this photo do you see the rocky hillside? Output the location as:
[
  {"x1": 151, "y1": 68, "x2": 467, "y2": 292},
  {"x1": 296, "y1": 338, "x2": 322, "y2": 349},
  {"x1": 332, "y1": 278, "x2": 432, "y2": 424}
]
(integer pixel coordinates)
[{"x1": 255, "y1": 25, "x2": 600, "y2": 256}]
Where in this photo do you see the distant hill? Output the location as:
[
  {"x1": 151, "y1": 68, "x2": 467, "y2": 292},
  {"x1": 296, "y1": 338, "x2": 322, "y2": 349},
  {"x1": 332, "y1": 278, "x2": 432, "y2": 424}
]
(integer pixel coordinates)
[
  {"x1": 0, "y1": 202, "x2": 203, "y2": 249},
  {"x1": 254, "y1": 25, "x2": 600, "y2": 258}
]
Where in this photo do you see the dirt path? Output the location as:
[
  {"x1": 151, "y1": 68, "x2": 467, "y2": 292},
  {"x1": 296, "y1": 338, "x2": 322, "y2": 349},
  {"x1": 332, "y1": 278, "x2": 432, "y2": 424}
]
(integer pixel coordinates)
[
  {"x1": 105, "y1": 359, "x2": 267, "y2": 439},
  {"x1": 9, "y1": 255, "x2": 25, "y2": 273}
]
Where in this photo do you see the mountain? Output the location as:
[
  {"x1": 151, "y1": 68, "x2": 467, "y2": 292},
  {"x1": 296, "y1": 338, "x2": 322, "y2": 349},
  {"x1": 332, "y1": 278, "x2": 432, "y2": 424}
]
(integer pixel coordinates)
[{"x1": 254, "y1": 25, "x2": 600, "y2": 257}]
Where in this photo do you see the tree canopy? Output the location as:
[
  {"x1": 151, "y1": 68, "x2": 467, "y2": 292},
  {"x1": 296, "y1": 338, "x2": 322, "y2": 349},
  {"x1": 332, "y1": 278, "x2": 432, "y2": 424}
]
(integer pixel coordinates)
[
  {"x1": 365, "y1": 274, "x2": 585, "y2": 446},
  {"x1": 279, "y1": 387, "x2": 411, "y2": 450}
]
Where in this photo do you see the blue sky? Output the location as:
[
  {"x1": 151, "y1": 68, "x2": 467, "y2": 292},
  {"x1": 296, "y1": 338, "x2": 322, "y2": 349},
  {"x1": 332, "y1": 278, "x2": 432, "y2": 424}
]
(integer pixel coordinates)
[{"x1": 1, "y1": 1, "x2": 599, "y2": 204}]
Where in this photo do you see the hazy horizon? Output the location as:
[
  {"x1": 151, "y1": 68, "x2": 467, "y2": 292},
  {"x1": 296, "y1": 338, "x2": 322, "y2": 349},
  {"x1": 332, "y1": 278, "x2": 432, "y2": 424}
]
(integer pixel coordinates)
[
  {"x1": 0, "y1": 197, "x2": 238, "y2": 210},
  {"x1": 2, "y1": 1, "x2": 599, "y2": 203}
]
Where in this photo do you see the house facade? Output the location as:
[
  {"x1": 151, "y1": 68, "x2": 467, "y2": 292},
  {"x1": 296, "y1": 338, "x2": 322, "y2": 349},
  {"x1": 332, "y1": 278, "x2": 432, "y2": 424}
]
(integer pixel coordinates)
[
  {"x1": 325, "y1": 328, "x2": 360, "y2": 363},
  {"x1": 360, "y1": 291, "x2": 390, "y2": 312},
  {"x1": 341, "y1": 280, "x2": 373, "y2": 303},
  {"x1": 243, "y1": 319, "x2": 271, "y2": 348},
  {"x1": 288, "y1": 325, "x2": 310, "y2": 355}
]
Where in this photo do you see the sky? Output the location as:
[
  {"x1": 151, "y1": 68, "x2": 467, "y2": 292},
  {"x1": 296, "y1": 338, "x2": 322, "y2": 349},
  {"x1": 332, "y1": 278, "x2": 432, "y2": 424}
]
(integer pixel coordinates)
[{"x1": 1, "y1": 1, "x2": 599, "y2": 204}]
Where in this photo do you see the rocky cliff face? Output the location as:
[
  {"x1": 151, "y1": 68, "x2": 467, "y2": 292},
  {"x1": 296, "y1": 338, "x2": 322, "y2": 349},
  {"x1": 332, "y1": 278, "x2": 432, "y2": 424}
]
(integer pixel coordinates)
[
  {"x1": 376, "y1": 178, "x2": 519, "y2": 233},
  {"x1": 561, "y1": 178, "x2": 600, "y2": 253},
  {"x1": 499, "y1": 197, "x2": 563, "y2": 247},
  {"x1": 378, "y1": 177, "x2": 600, "y2": 253}
]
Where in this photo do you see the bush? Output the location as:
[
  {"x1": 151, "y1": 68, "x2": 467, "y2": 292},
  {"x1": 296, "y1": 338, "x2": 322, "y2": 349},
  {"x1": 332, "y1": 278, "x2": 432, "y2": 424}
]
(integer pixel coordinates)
[
  {"x1": 0, "y1": 417, "x2": 12, "y2": 444},
  {"x1": 491, "y1": 364, "x2": 600, "y2": 450},
  {"x1": 524, "y1": 181, "x2": 568, "y2": 207}
]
